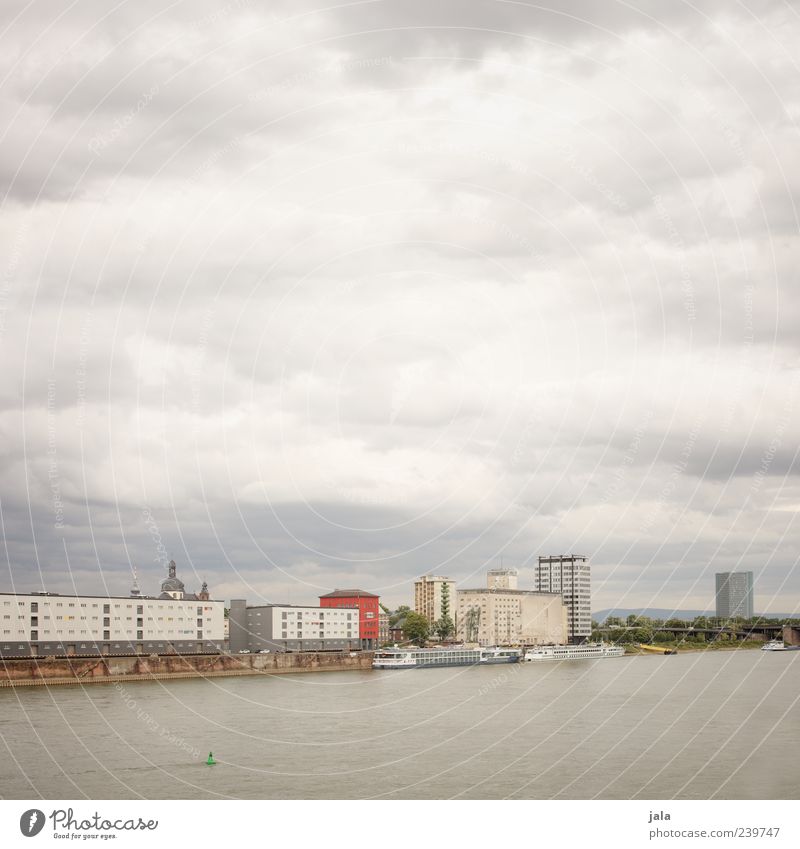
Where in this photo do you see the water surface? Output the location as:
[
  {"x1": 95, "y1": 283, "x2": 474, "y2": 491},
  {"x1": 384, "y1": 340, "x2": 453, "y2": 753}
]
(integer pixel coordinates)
[{"x1": 1, "y1": 650, "x2": 797, "y2": 799}]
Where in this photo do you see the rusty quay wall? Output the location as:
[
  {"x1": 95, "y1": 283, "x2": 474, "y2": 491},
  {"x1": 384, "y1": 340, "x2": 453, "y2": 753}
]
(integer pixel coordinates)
[{"x1": 0, "y1": 651, "x2": 373, "y2": 688}]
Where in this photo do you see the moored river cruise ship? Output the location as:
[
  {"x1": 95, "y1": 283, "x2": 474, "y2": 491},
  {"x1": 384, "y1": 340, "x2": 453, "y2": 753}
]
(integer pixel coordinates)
[
  {"x1": 522, "y1": 642, "x2": 625, "y2": 662},
  {"x1": 372, "y1": 646, "x2": 522, "y2": 669}
]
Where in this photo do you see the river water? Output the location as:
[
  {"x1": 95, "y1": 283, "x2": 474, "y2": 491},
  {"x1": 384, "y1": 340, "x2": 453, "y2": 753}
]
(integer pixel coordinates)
[{"x1": 1, "y1": 650, "x2": 798, "y2": 799}]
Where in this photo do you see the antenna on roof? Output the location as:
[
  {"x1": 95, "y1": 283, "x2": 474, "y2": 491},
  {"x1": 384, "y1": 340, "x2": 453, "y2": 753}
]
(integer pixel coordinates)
[{"x1": 131, "y1": 564, "x2": 141, "y2": 597}]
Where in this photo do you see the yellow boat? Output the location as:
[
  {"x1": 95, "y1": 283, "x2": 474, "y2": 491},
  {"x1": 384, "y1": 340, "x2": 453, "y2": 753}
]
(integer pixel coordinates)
[{"x1": 637, "y1": 644, "x2": 677, "y2": 655}]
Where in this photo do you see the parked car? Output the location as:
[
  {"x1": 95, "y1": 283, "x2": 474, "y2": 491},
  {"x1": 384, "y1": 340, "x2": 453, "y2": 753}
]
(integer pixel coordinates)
[
  {"x1": 258, "y1": 649, "x2": 270, "y2": 654},
  {"x1": 238, "y1": 649, "x2": 251, "y2": 654}
]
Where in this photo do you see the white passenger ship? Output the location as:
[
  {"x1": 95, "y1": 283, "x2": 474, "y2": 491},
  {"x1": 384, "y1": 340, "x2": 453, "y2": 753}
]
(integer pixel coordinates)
[
  {"x1": 372, "y1": 646, "x2": 522, "y2": 669},
  {"x1": 521, "y1": 642, "x2": 625, "y2": 662}
]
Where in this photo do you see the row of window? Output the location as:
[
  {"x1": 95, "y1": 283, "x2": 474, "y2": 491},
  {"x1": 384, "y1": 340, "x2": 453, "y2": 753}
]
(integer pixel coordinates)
[{"x1": 4, "y1": 600, "x2": 217, "y2": 614}]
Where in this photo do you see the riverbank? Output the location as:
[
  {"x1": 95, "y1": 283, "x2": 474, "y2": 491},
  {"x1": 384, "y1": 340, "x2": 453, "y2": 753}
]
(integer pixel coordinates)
[
  {"x1": 0, "y1": 651, "x2": 373, "y2": 688},
  {"x1": 624, "y1": 640, "x2": 765, "y2": 655}
]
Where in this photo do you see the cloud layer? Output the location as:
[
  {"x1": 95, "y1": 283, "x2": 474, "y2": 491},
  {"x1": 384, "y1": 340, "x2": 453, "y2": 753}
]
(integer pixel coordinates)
[{"x1": 1, "y1": 0, "x2": 798, "y2": 613}]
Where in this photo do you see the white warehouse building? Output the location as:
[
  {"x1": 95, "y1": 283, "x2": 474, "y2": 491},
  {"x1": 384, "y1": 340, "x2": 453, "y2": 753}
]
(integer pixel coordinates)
[{"x1": 0, "y1": 561, "x2": 225, "y2": 659}]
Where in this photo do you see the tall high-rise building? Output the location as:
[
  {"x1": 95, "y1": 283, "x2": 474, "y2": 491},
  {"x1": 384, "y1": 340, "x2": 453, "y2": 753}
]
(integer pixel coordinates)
[
  {"x1": 534, "y1": 555, "x2": 591, "y2": 643},
  {"x1": 715, "y1": 572, "x2": 754, "y2": 619},
  {"x1": 414, "y1": 575, "x2": 456, "y2": 627}
]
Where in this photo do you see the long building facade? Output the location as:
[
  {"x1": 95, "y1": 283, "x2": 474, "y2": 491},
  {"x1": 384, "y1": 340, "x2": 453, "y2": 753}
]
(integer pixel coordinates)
[
  {"x1": 228, "y1": 600, "x2": 360, "y2": 652},
  {"x1": 0, "y1": 562, "x2": 224, "y2": 658},
  {"x1": 534, "y1": 555, "x2": 591, "y2": 642}
]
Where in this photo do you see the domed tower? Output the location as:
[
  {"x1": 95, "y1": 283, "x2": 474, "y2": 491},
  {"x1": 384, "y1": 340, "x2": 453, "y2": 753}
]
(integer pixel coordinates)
[
  {"x1": 160, "y1": 560, "x2": 186, "y2": 600},
  {"x1": 198, "y1": 581, "x2": 210, "y2": 601}
]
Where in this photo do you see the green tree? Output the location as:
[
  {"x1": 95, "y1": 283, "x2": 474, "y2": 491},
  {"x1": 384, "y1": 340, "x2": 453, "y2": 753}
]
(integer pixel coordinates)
[
  {"x1": 433, "y1": 582, "x2": 453, "y2": 640},
  {"x1": 606, "y1": 616, "x2": 623, "y2": 628},
  {"x1": 389, "y1": 605, "x2": 411, "y2": 627},
  {"x1": 403, "y1": 612, "x2": 430, "y2": 646},
  {"x1": 434, "y1": 615, "x2": 454, "y2": 641},
  {"x1": 631, "y1": 627, "x2": 653, "y2": 644},
  {"x1": 440, "y1": 582, "x2": 451, "y2": 620}
]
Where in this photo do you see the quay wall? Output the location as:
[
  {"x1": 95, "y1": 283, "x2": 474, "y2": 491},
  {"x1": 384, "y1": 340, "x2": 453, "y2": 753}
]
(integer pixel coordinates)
[{"x1": 0, "y1": 651, "x2": 373, "y2": 687}]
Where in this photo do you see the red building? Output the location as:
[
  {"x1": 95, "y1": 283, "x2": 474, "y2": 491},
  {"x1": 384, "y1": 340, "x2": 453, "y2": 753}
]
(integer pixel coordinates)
[{"x1": 319, "y1": 589, "x2": 380, "y2": 649}]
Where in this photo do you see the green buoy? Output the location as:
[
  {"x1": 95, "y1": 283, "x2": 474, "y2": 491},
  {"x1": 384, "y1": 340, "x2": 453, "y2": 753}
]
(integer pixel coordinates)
[{"x1": 206, "y1": 751, "x2": 216, "y2": 766}]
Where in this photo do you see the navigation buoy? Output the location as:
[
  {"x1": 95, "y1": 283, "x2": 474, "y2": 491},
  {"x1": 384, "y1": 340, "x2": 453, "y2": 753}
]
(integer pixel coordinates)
[{"x1": 206, "y1": 751, "x2": 216, "y2": 766}]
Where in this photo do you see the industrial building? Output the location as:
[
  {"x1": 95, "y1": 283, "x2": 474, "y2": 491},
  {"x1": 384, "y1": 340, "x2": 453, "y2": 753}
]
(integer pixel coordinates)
[
  {"x1": 455, "y1": 571, "x2": 567, "y2": 646},
  {"x1": 534, "y1": 555, "x2": 592, "y2": 642},
  {"x1": 0, "y1": 561, "x2": 225, "y2": 658},
  {"x1": 414, "y1": 575, "x2": 456, "y2": 627},
  {"x1": 715, "y1": 571, "x2": 754, "y2": 619},
  {"x1": 227, "y1": 601, "x2": 360, "y2": 652}
]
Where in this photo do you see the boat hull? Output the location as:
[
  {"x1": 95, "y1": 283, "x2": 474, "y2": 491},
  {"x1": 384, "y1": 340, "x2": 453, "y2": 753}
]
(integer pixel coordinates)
[
  {"x1": 522, "y1": 644, "x2": 625, "y2": 662},
  {"x1": 372, "y1": 647, "x2": 522, "y2": 669}
]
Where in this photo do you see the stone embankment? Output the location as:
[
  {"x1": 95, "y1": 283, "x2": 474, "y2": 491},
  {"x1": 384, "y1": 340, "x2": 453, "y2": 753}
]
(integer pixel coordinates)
[{"x1": 0, "y1": 651, "x2": 373, "y2": 687}]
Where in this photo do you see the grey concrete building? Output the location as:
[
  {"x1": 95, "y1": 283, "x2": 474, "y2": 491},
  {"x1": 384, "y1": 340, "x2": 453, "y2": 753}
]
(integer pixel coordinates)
[
  {"x1": 715, "y1": 571, "x2": 754, "y2": 619},
  {"x1": 228, "y1": 600, "x2": 360, "y2": 652}
]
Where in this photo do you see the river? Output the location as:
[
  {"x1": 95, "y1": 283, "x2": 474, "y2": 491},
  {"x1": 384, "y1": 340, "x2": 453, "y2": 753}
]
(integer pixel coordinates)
[{"x1": 1, "y1": 650, "x2": 798, "y2": 799}]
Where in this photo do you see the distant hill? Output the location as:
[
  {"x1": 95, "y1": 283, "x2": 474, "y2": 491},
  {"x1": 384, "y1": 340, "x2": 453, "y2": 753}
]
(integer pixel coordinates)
[{"x1": 593, "y1": 608, "x2": 797, "y2": 623}]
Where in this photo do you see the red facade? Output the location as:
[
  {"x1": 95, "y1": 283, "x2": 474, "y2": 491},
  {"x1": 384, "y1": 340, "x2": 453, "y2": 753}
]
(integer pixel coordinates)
[{"x1": 319, "y1": 590, "x2": 380, "y2": 648}]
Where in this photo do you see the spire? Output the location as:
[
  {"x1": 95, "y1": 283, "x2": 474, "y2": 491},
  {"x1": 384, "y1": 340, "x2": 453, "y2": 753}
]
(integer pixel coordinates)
[{"x1": 168, "y1": 559, "x2": 177, "y2": 579}]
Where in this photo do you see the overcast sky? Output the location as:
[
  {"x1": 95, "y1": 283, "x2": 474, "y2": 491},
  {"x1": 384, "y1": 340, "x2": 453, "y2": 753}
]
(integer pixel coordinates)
[{"x1": 1, "y1": 0, "x2": 798, "y2": 614}]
